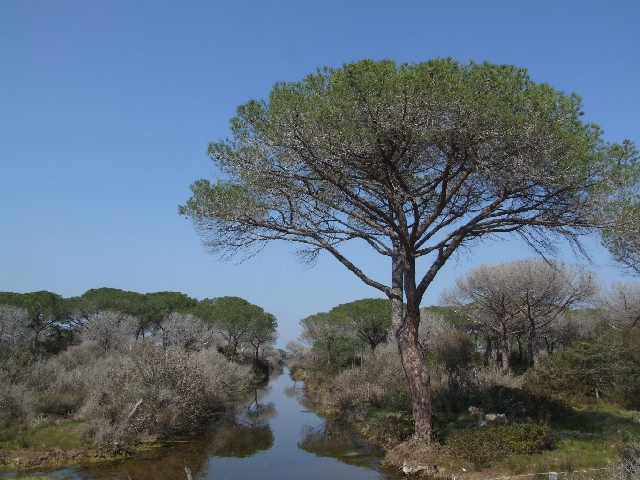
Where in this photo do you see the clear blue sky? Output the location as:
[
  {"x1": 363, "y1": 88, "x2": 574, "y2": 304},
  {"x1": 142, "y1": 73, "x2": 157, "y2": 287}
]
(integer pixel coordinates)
[{"x1": 2, "y1": 0, "x2": 639, "y2": 346}]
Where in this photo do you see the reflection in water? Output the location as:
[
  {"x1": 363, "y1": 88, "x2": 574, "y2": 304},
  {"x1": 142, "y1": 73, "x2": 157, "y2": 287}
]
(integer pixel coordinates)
[
  {"x1": 213, "y1": 387, "x2": 276, "y2": 458},
  {"x1": 283, "y1": 383, "x2": 302, "y2": 399},
  {"x1": 243, "y1": 388, "x2": 277, "y2": 427},
  {"x1": 210, "y1": 424, "x2": 274, "y2": 458},
  {"x1": 298, "y1": 421, "x2": 379, "y2": 469},
  {"x1": 57, "y1": 414, "x2": 275, "y2": 480},
  {"x1": 4, "y1": 369, "x2": 400, "y2": 479}
]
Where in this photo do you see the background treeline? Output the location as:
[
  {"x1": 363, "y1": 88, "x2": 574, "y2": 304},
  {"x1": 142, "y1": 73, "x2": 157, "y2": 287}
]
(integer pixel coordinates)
[
  {"x1": 0, "y1": 288, "x2": 281, "y2": 450},
  {"x1": 287, "y1": 259, "x2": 640, "y2": 469}
]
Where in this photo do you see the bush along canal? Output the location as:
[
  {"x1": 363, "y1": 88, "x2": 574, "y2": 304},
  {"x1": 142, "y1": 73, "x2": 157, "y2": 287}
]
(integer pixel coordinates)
[{"x1": 1, "y1": 368, "x2": 402, "y2": 479}]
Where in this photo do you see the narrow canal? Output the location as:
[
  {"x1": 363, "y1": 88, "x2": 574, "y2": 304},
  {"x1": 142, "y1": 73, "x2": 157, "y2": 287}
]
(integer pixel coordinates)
[{"x1": 3, "y1": 368, "x2": 401, "y2": 479}]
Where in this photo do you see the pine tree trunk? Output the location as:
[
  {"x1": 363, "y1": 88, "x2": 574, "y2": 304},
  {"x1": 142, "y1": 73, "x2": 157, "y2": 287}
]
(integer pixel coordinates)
[
  {"x1": 501, "y1": 325, "x2": 511, "y2": 371},
  {"x1": 397, "y1": 326, "x2": 432, "y2": 443},
  {"x1": 393, "y1": 251, "x2": 433, "y2": 444},
  {"x1": 484, "y1": 337, "x2": 492, "y2": 365},
  {"x1": 528, "y1": 322, "x2": 540, "y2": 368}
]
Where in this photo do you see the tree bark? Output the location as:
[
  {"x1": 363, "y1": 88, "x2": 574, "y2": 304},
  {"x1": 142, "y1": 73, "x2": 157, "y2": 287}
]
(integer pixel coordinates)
[
  {"x1": 392, "y1": 249, "x2": 433, "y2": 444},
  {"x1": 484, "y1": 337, "x2": 492, "y2": 365},
  {"x1": 396, "y1": 323, "x2": 432, "y2": 443},
  {"x1": 517, "y1": 336, "x2": 524, "y2": 363},
  {"x1": 527, "y1": 322, "x2": 540, "y2": 368},
  {"x1": 501, "y1": 324, "x2": 511, "y2": 371}
]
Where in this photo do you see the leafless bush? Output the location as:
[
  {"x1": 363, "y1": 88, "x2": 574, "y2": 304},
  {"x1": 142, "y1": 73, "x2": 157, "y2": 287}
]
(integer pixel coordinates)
[
  {"x1": 52, "y1": 340, "x2": 105, "y2": 370},
  {"x1": 79, "y1": 343, "x2": 253, "y2": 446},
  {"x1": 156, "y1": 312, "x2": 223, "y2": 351},
  {"x1": 81, "y1": 311, "x2": 138, "y2": 351},
  {"x1": 598, "y1": 282, "x2": 640, "y2": 329},
  {"x1": 285, "y1": 340, "x2": 316, "y2": 372},
  {"x1": 471, "y1": 364, "x2": 525, "y2": 391},
  {"x1": 547, "y1": 310, "x2": 598, "y2": 352},
  {"x1": 327, "y1": 344, "x2": 408, "y2": 411},
  {"x1": 34, "y1": 367, "x2": 87, "y2": 417},
  {"x1": 417, "y1": 310, "x2": 452, "y2": 351},
  {"x1": 24, "y1": 344, "x2": 100, "y2": 417},
  {"x1": 605, "y1": 435, "x2": 640, "y2": 480},
  {"x1": 0, "y1": 319, "x2": 254, "y2": 448},
  {"x1": 617, "y1": 436, "x2": 640, "y2": 480},
  {"x1": 259, "y1": 345, "x2": 283, "y2": 373},
  {"x1": 0, "y1": 379, "x2": 30, "y2": 422},
  {"x1": 0, "y1": 305, "x2": 34, "y2": 354},
  {"x1": 429, "y1": 329, "x2": 477, "y2": 403}
]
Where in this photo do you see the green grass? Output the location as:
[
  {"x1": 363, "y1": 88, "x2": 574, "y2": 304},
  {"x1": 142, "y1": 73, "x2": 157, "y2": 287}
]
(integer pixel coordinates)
[
  {"x1": 0, "y1": 419, "x2": 89, "y2": 451},
  {"x1": 490, "y1": 404, "x2": 640, "y2": 475}
]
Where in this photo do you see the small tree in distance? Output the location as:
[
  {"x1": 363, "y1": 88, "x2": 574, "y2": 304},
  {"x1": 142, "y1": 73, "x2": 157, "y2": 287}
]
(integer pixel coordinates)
[
  {"x1": 193, "y1": 296, "x2": 277, "y2": 359},
  {"x1": 598, "y1": 282, "x2": 640, "y2": 329},
  {"x1": 180, "y1": 59, "x2": 639, "y2": 443},
  {"x1": 300, "y1": 312, "x2": 352, "y2": 366},
  {"x1": 329, "y1": 298, "x2": 391, "y2": 351},
  {"x1": 443, "y1": 260, "x2": 596, "y2": 369},
  {"x1": 81, "y1": 311, "x2": 138, "y2": 352}
]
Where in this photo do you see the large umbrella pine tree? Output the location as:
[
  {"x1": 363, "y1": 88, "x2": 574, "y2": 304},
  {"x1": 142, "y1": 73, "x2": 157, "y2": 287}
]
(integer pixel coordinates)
[{"x1": 180, "y1": 59, "x2": 639, "y2": 443}]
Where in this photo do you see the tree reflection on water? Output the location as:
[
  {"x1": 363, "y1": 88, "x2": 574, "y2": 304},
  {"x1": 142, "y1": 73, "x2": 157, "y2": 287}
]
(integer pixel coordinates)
[
  {"x1": 213, "y1": 386, "x2": 276, "y2": 458},
  {"x1": 298, "y1": 421, "x2": 380, "y2": 470},
  {"x1": 71, "y1": 387, "x2": 276, "y2": 479}
]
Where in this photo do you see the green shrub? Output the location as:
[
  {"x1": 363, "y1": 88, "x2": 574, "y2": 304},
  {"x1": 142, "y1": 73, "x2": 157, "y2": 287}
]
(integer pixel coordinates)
[
  {"x1": 380, "y1": 389, "x2": 412, "y2": 413},
  {"x1": 473, "y1": 384, "x2": 570, "y2": 421},
  {"x1": 447, "y1": 420, "x2": 557, "y2": 465},
  {"x1": 369, "y1": 413, "x2": 414, "y2": 446},
  {"x1": 531, "y1": 328, "x2": 640, "y2": 408}
]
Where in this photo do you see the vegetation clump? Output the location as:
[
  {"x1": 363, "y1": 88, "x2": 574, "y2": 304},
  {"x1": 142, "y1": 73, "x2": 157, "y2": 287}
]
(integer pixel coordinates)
[
  {"x1": 446, "y1": 420, "x2": 557, "y2": 465},
  {"x1": 0, "y1": 288, "x2": 281, "y2": 466}
]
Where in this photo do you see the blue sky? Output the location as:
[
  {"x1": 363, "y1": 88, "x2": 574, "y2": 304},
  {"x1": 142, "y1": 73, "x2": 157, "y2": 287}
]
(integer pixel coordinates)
[{"x1": 1, "y1": 1, "x2": 639, "y2": 346}]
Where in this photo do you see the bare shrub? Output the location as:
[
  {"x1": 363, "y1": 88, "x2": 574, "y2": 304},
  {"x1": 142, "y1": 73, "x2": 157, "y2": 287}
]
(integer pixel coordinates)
[
  {"x1": 79, "y1": 343, "x2": 253, "y2": 446},
  {"x1": 0, "y1": 305, "x2": 34, "y2": 355},
  {"x1": 52, "y1": 340, "x2": 105, "y2": 370},
  {"x1": 34, "y1": 368, "x2": 87, "y2": 417},
  {"x1": 547, "y1": 309, "x2": 598, "y2": 352},
  {"x1": 616, "y1": 435, "x2": 640, "y2": 480},
  {"x1": 471, "y1": 364, "x2": 525, "y2": 391},
  {"x1": 81, "y1": 311, "x2": 138, "y2": 351},
  {"x1": 428, "y1": 329, "x2": 477, "y2": 411},
  {"x1": 156, "y1": 312, "x2": 223, "y2": 351},
  {"x1": 417, "y1": 310, "x2": 452, "y2": 351},
  {"x1": 327, "y1": 344, "x2": 408, "y2": 411},
  {"x1": 0, "y1": 379, "x2": 30, "y2": 422},
  {"x1": 24, "y1": 345, "x2": 100, "y2": 417},
  {"x1": 285, "y1": 340, "x2": 316, "y2": 373},
  {"x1": 259, "y1": 345, "x2": 283, "y2": 374},
  {"x1": 598, "y1": 282, "x2": 640, "y2": 329}
]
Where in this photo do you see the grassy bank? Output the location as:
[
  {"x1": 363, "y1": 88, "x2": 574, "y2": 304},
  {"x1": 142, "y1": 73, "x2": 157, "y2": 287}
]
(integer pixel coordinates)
[{"x1": 293, "y1": 355, "x2": 640, "y2": 479}]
